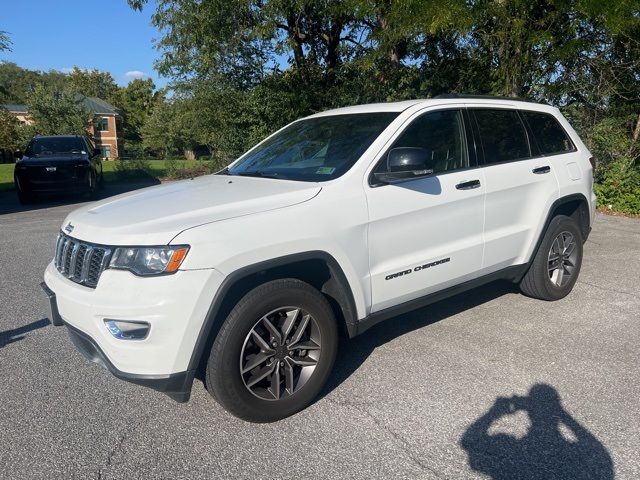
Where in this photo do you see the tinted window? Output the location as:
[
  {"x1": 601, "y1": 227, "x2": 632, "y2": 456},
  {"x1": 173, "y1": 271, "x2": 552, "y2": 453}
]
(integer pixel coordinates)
[
  {"x1": 375, "y1": 109, "x2": 468, "y2": 175},
  {"x1": 25, "y1": 137, "x2": 86, "y2": 157},
  {"x1": 96, "y1": 117, "x2": 109, "y2": 131},
  {"x1": 521, "y1": 110, "x2": 574, "y2": 155},
  {"x1": 473, "y1": 109, "x2": 531, "y2": 163},
  {"x1": 228, "y1": 113, "x2": 398, "y2": 182}
]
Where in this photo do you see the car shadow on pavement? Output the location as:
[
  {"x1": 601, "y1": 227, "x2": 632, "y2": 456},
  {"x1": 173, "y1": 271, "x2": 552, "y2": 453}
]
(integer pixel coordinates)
[
  {"x1": 0, "y1": 318, "x2": 50, "y2": 349},
  {"x1": 321, "y1": 280, "x2": 519, "y2": 399},
  {"x1": 460, "y1": 384, "x2": 614, "y2": 480},
  {"x1": 0, "y1": 179, "x2": 160, "y2": 216}
]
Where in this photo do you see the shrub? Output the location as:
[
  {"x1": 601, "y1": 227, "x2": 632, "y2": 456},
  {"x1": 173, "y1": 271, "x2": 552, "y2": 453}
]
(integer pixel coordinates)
[
  {"x1": 114, "y1": 158, "x2": 153, "y2": 180},
  {"x1": 594, "y1": 158, "x2": 640, "y2": 215}
]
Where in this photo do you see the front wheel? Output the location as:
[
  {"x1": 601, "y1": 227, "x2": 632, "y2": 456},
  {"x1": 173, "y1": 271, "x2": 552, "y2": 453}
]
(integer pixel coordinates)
[
  {"x1": 15, "y1": 177, "x2": 32, "y2": 204},
  {"x1": 519, "y1": 215, "x2": 584, "y2": 300},
  {"x1": 205, "y1": 279, "x2": 338, "y2": 422}
]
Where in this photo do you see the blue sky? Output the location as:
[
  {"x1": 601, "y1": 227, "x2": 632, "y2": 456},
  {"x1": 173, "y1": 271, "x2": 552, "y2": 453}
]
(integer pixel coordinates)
[{"x1": 0, "y1": 0, "x2": 168, "y2": 88}]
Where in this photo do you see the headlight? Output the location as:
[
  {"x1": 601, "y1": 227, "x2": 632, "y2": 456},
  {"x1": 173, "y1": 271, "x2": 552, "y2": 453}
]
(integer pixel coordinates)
[{"x1": 109, "y1": 246, "x2": 189, "y2": 276}]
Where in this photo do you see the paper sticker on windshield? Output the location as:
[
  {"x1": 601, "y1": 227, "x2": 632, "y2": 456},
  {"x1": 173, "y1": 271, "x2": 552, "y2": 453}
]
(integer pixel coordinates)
[{"x1": 316, "y1": 167, "x2": 336, "y2": 175}]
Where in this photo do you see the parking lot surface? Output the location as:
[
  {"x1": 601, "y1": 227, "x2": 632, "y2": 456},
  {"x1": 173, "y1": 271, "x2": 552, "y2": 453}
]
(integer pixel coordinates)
[{"x1": 1, "y1": 188, "x2": 639, "y2": 479}]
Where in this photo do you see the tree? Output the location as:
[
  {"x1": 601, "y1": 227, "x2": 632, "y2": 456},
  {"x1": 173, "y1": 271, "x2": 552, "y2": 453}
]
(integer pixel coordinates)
[
  {"x1": 0, "y1": 31, "x2": 11, "y2": 52},
  {"x1": 112, "y1": 78, "x2": 159, "y2": 144},
  {"x1": 66, "y1": 67, "x2": 119, "y2": 102},
  {"x1": 25, "y1": 84, "x2": 91, "y2": 136},
  {"x1": 0, "y1": 107, "x2": 22, "y2": 152}
]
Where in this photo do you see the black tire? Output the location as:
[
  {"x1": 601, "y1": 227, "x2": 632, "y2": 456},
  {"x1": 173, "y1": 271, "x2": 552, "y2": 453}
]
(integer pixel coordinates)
[
  {"x1": 15, "y1": 179, "x2": 32, "y2": 204},
  {"x1": 87, "y1": 171, "x2": 97, "y2": 198},
  {"x1": 520, "y1": 214, "x2": 583, "y2": 300},
  {"x1": 205, "y1": 279, "x2": 338, "y2": 422}
]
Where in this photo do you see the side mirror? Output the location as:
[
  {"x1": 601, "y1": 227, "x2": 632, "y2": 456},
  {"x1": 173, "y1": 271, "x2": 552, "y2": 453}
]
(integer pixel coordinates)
[
  {"x1": 373, "y1": 147, "x2": 433, "y2": 183},
  {"x1": 93, "y1": 148, "x2": 102, "y2": 157},
  {"x1": 14, "y1": 149, "x2": 23, "y2": 160}
]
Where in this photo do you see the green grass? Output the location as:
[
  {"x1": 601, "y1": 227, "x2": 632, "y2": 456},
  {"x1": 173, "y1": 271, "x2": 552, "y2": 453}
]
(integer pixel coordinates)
[
  {"x1": 0, "y1": 163, "x2": 13, "y2": 191},
  {"x1": 102, "y1": 159, "x2": 169, "y2": 183},
  {"x1": 0, "y1": 159, "x2": 201, "y2": 192}
]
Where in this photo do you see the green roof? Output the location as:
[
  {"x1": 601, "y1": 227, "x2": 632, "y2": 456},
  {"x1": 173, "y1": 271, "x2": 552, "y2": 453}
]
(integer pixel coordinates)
[
  {"x1": 2, "y1": 104, "x2": 28, "y2": 113},
  {"x1": 78, "y1": 96, "x2": 119, "y2": 115},
  {"x1": 2, "y1": 96, "x2": 119, "y2": 116}
]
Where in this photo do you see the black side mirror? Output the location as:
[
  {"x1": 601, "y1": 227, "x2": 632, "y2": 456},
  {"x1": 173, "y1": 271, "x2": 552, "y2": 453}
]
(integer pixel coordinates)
[
  {"x1": 14, "y1": 149, "x2": 23, "y2": 160},
  {"x1": 373, "y1": 147, "x2": 433, "y2": 183},
  {"x1": 93, "y1": 148, "x2": 102, "y2": 157}
]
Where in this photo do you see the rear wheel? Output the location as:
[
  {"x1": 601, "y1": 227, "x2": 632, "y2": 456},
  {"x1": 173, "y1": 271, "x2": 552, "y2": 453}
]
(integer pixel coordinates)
[
  {"x1": 520, "y1": 215, "x2": 583, "y2": 300},
  {"x1": 205, "y1": 279, "x2": 338, "y2": 422}
]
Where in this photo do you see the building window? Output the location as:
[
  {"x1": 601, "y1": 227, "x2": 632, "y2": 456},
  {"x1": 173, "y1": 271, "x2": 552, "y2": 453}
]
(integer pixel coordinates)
[
  {"x1": 100, "y1": 145, "x2": 111, "y2": 158},
  {"x1": 96, "y1": 117, "x2": 109, "y2": 132}
]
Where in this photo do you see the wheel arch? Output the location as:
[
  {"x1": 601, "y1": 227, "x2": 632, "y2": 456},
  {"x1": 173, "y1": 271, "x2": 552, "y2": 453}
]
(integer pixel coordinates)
[
  {"x1": 187, "y1": 251, "x2": 359, "y2": 376},
  {"x1": 524, "y1": 193, "x2": 591, "y2": 276}
]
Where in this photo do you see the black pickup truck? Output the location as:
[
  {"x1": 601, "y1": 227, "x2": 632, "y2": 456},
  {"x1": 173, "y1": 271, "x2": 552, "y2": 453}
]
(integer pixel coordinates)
[{"x1": 14, "y1": 135, "x2": 104, "y2": 203}]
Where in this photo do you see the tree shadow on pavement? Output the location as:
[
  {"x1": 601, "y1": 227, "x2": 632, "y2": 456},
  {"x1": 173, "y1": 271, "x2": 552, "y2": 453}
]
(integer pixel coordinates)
[
  {"x1": 0, "y1": 318, "x2": 50, "y2": 349},
  {"x1": 321, "y1": 280, "x2": 518, "y2": 399},
  {"x1": 0, "y1": 179, "x2": 160, "y2": 216},
  {"x1": 460, "y1": 384, "x2": 614, "y2": 480}
]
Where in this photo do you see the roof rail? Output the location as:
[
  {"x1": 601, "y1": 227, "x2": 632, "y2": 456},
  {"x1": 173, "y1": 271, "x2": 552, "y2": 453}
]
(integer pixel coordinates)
[{"x1": 433, "y1": 93, "x2": 542, "y2": 104}]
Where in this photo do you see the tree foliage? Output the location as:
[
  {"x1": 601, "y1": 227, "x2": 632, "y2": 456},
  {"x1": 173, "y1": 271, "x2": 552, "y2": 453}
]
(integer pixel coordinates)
[
  {"x1": 129, "y1": 0, "x2": 639, "y2": 213},
  {"x1": 66, "y1": 67, "x2": 119, "y2": 102},
  {"x1": 24, "y1": 84, "x2": 91, "y2": 137},
  {"x1": 0, "y1": 107, "x2": 21, "y2": 152}
]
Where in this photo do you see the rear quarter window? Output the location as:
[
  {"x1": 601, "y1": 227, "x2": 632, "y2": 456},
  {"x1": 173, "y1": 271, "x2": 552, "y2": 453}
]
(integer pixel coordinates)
[{"x1": 521, "y1": 110, "x2": 575, "y2": 155}]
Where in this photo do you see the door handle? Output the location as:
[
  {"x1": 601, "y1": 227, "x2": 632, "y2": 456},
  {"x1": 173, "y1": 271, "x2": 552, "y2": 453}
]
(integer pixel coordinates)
[
  {"x1": 532, "y1": 165, "x2": 551, "y2": 174},
  {"x1": 456, "y1": 179, "x2": 481, "y2": 190}
]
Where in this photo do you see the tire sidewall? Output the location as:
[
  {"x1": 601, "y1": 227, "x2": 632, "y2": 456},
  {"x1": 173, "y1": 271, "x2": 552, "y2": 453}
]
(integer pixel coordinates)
[{"x1": 207, "y1": 280, "x2": 338, "y2": 422}]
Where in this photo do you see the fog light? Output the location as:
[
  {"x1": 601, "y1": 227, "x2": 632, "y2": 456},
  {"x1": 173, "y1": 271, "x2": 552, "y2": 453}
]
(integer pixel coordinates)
[{"x1": 104, "y1": 319, "x2": 150, "y2": 340}]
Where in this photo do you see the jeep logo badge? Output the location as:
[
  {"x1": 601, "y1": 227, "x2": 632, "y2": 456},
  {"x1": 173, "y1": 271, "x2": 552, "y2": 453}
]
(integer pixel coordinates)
[
  {"x1": 46, "y1": 166, "x2": 57, "y2": 172},
  {"x1": 64, "y1": 223, "x2": 74, "y2": 234}
]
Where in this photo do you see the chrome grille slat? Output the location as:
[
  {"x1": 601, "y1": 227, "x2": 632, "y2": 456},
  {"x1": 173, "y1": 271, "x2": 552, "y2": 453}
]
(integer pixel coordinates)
[
  {"x1": 53, "y1": 232, "x2": 112, "y2": 288},
  {"x1": 60, "y1": 239, "x2": 72, "y2": 274},
  {"x1": 54, "y1": 234, "x2": 64, "y2": 269},
  {"x1": 80, "y1": 246, "x2": 94, "y2": 281},
  {"x1": 68, "y1": 243, "x2": 80, "y2": 279}
]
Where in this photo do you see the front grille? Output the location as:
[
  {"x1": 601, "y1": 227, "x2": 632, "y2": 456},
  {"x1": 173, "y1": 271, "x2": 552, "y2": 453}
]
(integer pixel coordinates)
[{"x1": 54, "y1": 232, "x2": 112, "y2": 288}]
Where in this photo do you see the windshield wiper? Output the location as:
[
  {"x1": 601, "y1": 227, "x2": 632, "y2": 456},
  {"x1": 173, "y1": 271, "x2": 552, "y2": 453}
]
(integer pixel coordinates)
[{"x1": 236, "y1": 171, "x2": 286, "y2": 179}]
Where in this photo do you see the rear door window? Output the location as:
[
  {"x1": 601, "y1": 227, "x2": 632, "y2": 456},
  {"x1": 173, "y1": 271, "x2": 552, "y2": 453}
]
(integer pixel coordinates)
[
  {"x1": 520, "y1": 110, "x2": 575, "y2": 155},
  {"x1": 472, "y1": 109, "x2": 531, "y2": 164}
]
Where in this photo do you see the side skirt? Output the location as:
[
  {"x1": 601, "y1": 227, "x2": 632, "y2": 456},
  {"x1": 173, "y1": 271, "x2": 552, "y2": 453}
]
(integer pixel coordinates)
[{"x1": 354, "y1": 265, "x2": 527, "y2": 336}]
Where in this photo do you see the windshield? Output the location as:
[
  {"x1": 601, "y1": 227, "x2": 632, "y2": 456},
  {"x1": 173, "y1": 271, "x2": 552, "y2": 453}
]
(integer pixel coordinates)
[
  {"x1": 228, "y1": 113, "x2": 398, "y2": 181},
  {"x1": 25, "y1": 137, "x2": 85, "y2": 157}
]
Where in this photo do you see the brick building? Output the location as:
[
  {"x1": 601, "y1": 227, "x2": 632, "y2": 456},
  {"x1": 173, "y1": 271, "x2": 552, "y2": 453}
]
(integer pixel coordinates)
[{"x1": 3, "y1": 96, "x2": 123, "y2": 159}]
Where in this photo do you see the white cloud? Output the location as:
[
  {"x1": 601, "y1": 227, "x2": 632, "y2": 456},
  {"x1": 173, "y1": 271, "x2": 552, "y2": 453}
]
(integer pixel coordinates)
[
  {"x1": 60, "y1": 67, "x2": 74, "y2": 74},
  {"x1": 125, "y1": 70, "x2": 147, "y2": 80}
]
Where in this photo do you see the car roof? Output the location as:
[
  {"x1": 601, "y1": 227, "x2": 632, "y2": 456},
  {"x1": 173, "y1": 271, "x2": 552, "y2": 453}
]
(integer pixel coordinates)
[
  {"x1": 31, "y1": 135, "x2": 85, "y2": 140},
  {"x1": 307, "y1": 96, "x2": 554, "y2": 118}
]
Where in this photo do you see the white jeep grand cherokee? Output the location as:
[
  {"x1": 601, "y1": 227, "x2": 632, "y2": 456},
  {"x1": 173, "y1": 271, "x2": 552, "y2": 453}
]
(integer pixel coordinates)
[{"x1": 42, "y1": 96, "x2": 596, "y2": 422}]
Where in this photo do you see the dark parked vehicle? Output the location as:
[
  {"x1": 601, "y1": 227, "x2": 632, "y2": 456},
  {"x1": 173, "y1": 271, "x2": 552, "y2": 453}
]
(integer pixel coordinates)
[{"x1": 14, "y1": 135, "x2": 104, "y2": 203}]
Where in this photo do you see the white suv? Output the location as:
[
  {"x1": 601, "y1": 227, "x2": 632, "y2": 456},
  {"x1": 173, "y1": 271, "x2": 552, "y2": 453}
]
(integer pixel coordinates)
[{"x1": 42, "y1": 96, "x2": 596, "y2": 422}]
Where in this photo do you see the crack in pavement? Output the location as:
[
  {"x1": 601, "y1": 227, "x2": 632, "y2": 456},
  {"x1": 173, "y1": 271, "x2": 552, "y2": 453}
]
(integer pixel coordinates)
[
  {"x1": 96, "y1": 414, "x2": 150, "y2": 480},
  {"x1": 325, "y1": 397, "x2": 450, "y2": 479},
  {"x1": 577, "y1": 280, "x2": 640, "y2": 299}
]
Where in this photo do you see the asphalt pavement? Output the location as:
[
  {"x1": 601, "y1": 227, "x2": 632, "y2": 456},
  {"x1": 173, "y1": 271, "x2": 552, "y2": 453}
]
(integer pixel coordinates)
[{"x1": 1, "y1": 185, "x2": 639, "y2": 479}]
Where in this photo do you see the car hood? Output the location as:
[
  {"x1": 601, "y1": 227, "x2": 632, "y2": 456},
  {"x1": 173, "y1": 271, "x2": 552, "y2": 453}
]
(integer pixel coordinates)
[{"x1": 62, "y1": 174, "x2": 322, "y2": 245}]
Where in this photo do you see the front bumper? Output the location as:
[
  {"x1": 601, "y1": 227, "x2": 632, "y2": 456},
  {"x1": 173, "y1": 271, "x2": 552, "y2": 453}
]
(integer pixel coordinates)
[{"x1": 42, "y1": 262, "x2": 225, "y2": 401}]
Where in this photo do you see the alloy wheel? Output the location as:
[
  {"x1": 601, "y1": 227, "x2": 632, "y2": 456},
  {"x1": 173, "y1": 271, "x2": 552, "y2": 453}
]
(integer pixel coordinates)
[
  {"x1": 548, "y1": 231, "x2": 578, "y2": 287},
  {"x1": 239, "y1": 306, "x2": 321, "y2": 401}
]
